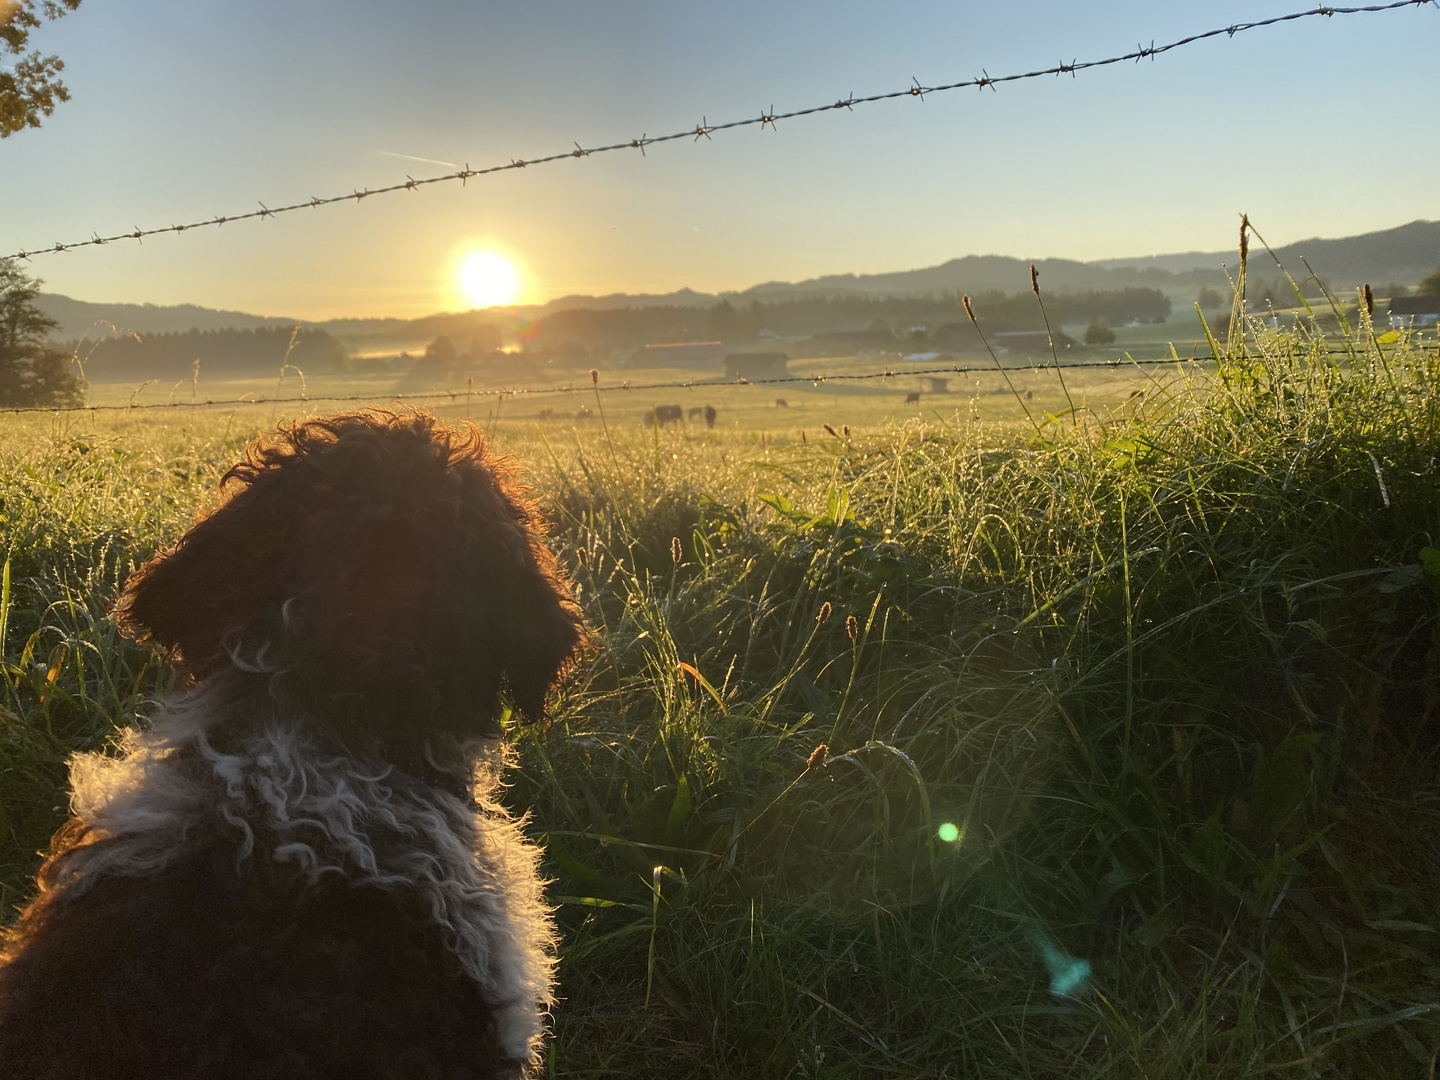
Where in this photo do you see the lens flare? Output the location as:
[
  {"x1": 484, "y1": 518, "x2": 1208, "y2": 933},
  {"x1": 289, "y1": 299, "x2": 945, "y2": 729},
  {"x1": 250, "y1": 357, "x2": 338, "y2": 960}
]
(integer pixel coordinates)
[
  {"x1": 1028, "y1": 931, "x2": 1091, "y2": 997},
  {"x1": 937, "y1": 822, "x2": 961, "y2": 843}
]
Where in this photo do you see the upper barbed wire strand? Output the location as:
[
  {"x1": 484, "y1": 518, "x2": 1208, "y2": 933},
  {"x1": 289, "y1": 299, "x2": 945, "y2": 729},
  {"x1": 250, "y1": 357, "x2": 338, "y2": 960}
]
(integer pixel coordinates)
[{"x1": 4, "y1": 0, "x2": 1434, "y2": 262}]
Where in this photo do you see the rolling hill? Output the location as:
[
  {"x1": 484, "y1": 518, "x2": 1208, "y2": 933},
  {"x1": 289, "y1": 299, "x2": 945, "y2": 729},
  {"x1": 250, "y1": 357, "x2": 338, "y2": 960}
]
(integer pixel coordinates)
[{"x1": 35, "y1": 219, "x2": 1439, "y2": 342}]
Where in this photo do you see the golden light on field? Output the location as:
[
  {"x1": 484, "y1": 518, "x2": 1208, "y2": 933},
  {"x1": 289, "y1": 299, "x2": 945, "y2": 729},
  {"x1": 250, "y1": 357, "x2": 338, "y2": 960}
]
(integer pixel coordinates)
[{"x1": 457, "y1": 250, "x2": 520, "y2": 308}]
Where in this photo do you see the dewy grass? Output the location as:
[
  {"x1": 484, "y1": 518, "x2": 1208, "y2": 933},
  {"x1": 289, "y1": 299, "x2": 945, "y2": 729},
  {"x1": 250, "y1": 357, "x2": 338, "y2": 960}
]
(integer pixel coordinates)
[{"x1": 1, "y1": 305, "x2": 1439, "y2": 1076}]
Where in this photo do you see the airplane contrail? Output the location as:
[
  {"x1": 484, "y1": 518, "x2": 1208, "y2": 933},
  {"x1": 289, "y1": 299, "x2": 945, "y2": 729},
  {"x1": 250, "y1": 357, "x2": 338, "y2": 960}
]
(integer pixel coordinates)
[{"x1": 376, "y1": 150, "x2": 460, "y2": 169}]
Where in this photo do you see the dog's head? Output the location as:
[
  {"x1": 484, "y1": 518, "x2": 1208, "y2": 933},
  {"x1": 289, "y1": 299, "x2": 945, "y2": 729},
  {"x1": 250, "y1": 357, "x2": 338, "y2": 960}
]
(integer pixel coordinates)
[{"x1": 116, "y1": 411, "x2": 584, "y2": 766}]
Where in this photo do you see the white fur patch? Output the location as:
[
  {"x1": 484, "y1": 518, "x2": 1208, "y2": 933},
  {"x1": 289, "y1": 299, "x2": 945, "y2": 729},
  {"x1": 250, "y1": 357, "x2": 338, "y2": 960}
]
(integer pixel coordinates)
[{"x1": 60, "y1": 679, "x2": 557, "y2": 1063}]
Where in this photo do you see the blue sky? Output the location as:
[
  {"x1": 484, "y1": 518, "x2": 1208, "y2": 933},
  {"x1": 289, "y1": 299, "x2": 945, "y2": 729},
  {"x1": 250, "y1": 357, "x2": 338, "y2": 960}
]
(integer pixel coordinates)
[{"x1": 3, "y1": 0, "x2": 1437, "y2": 318}]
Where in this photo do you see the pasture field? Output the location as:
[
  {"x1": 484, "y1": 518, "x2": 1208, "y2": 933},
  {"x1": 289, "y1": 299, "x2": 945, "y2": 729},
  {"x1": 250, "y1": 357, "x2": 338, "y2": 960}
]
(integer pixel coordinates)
[
  {"x1": 3, "y1": 312, "x2": 1440, "y2": 1077},
  {"x1": 76, "y1": 349, "x2": 1196, "y2": 435}
]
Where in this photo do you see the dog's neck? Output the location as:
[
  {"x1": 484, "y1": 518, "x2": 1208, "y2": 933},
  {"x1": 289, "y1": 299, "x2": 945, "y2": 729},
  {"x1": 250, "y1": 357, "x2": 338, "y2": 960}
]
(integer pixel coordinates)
[{"x1": 177, "y1": 666, "x2": 502, "y2": 805}]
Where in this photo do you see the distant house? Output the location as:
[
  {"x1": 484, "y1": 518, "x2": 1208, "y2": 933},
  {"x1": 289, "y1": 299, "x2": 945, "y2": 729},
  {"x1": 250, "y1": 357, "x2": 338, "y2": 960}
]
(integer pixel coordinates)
[
  {"x1": 921, "y1": 377, "x2": 950, "y2": 394},
  {"x1": 991, "y1": 330, "x2": 1079, "y2": 357},
  {"x1": 1390, "y1": 296, "x2": 1440, "y2": 328},
  {"x1": 725, "y1": 352, "x2": 789, "y2": 381},
  {"x1": 630, "y1": 341, "x2": 728, "y2": 367}
]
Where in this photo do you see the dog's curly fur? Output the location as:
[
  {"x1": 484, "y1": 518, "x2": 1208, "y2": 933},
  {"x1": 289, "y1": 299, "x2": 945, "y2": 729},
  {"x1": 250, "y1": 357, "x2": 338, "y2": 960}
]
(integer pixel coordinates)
[{"x1": 0, "y1": 411, "x2": 584, "y2": 1079}]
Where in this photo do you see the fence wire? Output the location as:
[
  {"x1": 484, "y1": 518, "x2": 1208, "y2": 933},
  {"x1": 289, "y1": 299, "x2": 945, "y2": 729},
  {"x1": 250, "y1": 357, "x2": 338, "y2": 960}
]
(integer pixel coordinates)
[
  {"x1": 5, "y1": 0, "x2": 1433, "y2": 263},
  {"x1": 0, "y1": 354, "x2": 1221, "y2": 416}
]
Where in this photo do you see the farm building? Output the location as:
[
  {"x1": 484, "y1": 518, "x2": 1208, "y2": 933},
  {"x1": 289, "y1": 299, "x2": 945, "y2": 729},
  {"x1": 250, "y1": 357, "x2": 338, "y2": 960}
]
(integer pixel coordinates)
[
  {"x1": 725, "y1": 352, "x2": 789, "y2": 380},
  {"x1": 1390, "y1": 296, "x2": 1440, "y2": 327},
  {"x1": 629, "y1": 341, "x2": 728, "y2": 367}
]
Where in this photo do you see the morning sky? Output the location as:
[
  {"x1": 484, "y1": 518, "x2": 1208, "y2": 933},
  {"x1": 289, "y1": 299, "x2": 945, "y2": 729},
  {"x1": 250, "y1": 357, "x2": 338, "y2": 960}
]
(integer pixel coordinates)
[{"x1": 3, "y1": 0, "x2": 1437, "y2": 319}]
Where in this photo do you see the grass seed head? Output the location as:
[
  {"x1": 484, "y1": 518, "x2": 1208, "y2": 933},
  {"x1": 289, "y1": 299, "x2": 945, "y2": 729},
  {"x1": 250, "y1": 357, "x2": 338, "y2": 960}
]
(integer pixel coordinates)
[
  {"x1": 1030, "y1": 263, "x2": 1040, "y2": 296},
  {"x1": 816, "y1": 601, "x2": 832, "y2": 623}
]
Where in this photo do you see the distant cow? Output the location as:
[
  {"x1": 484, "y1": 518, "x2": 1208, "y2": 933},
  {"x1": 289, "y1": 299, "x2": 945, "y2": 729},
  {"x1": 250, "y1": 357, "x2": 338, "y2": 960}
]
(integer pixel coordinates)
[
  {"x1": 688, "y1": 406, "x2": 704, "y2": 421},
  {"x1": 645, "y1": 404, "x2": 684, "y2": 428},
  {"x1": 574, "y1": 406, "x2": 594, "y2": 422},
  {"x1": 704, "y1": 404, "x2": 716, "y2": 429},
  {"x1": 905, "y1": 392, "x2": 920, "y2": 404},
  {"x1": 775, "y1": 398, "x2": 789, "y2": 409}
]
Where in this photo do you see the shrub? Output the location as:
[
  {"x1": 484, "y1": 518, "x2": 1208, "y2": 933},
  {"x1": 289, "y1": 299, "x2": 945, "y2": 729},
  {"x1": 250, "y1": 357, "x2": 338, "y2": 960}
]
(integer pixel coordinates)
[{"x1": 1083, "y1": 319, "x2": 1115, "y2": 345}]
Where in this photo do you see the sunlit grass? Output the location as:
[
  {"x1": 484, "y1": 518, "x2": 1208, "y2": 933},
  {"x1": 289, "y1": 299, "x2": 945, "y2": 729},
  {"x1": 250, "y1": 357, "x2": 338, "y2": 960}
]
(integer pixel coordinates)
[{"x1": 2, "y1": 289, "x2": 1439, "y2": 1075}]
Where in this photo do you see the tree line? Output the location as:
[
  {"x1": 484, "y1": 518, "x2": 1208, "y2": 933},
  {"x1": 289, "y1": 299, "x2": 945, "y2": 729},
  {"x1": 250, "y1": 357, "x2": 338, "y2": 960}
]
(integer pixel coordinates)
[
  {"x1": 531, "y1": 287, "x2": 1172, "y2": 350},
  {"x1": 66, "y1": 325, "x2": 349, "y2": 382}
]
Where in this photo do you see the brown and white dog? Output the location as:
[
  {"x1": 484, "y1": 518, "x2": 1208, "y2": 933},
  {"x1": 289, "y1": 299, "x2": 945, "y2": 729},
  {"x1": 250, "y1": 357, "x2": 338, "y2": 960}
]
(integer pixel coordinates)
[{"x1": 0, "y1": 411, "x2": 584, "y2": 1079}]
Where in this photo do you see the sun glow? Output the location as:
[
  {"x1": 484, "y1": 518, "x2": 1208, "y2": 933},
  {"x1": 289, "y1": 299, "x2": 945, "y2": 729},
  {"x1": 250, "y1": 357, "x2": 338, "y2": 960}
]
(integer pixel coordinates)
[{"x1": 457, "y1": 250, "x2": 520, "y2": 308}]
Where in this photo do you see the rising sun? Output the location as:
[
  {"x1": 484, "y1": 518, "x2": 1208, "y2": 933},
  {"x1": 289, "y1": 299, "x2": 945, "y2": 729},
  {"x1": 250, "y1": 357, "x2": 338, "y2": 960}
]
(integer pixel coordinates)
[{"x1": 458, "y1": 251, "x2": 519, "y2": 308}]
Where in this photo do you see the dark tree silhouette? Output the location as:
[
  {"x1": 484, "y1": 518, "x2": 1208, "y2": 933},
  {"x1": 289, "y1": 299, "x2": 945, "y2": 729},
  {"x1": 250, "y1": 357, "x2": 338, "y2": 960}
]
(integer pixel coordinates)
[
  {"x1": 707, "y1": 300, "x2": 739, "y2": 341},
  {"x1": 1084, "y1": 320, "x2": 1116, "y2": 346},
  {"x1": 423, "y1": 335, "x2": 458, "y2": 365},
  {"x1": 1419, "y1": 266, "x2": 1440, "y2": 298},
  {"x1": 0, "y1": 260, "x2": 85, "y2": 408},
  {"x1": 1, "y1": 1, "x2": 83, "y2": 138}
]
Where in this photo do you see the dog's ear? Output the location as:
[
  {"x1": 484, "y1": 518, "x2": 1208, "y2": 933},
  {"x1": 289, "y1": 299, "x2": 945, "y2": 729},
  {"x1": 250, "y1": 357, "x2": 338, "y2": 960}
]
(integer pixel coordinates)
[
  {"x1": 114, "y1": 479, "x2": 297, "y2": 676},
  {"x1": 488, "y1": 543, "x2": 584, "y2": 722}
]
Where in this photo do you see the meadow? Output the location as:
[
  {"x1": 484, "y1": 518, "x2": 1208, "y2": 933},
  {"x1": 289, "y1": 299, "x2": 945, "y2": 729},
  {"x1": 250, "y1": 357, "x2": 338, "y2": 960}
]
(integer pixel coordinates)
[{"x1": 2, "y1": 297, "x2": 1439, "y2": 1077}]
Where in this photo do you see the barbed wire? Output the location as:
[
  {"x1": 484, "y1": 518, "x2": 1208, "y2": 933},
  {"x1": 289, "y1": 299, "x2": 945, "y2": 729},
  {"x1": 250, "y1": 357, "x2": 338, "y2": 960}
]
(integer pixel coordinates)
[
  {"x1": 5, "y1": 0, "x2": 1433, "y2": 264},
  {"x1": 0, "y1": 354, "x2": 1224, "y2": 415}
]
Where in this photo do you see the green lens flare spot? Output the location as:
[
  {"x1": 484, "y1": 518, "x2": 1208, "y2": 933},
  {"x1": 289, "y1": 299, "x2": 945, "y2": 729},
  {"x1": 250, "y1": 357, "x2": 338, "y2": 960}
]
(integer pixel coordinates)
[{"x1": 937, "y1": 822, "x2": 961, "y2": 843}]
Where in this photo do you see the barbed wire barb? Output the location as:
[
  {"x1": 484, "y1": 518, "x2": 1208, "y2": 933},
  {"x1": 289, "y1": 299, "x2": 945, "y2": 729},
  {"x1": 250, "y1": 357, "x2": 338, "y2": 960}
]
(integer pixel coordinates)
[{"x1": 3, "y1": 0, "x2": 1432, "y2": 262}]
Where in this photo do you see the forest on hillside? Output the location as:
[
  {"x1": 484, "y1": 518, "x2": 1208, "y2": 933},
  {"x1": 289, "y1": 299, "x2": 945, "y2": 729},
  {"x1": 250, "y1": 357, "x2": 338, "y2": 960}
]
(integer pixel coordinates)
[
  {"x1": 528, "y1": 287, "x2": 1172, "y2": 351},
  {"x1": 66, "y1": 327, "x2": 349, "y2": 382}
]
